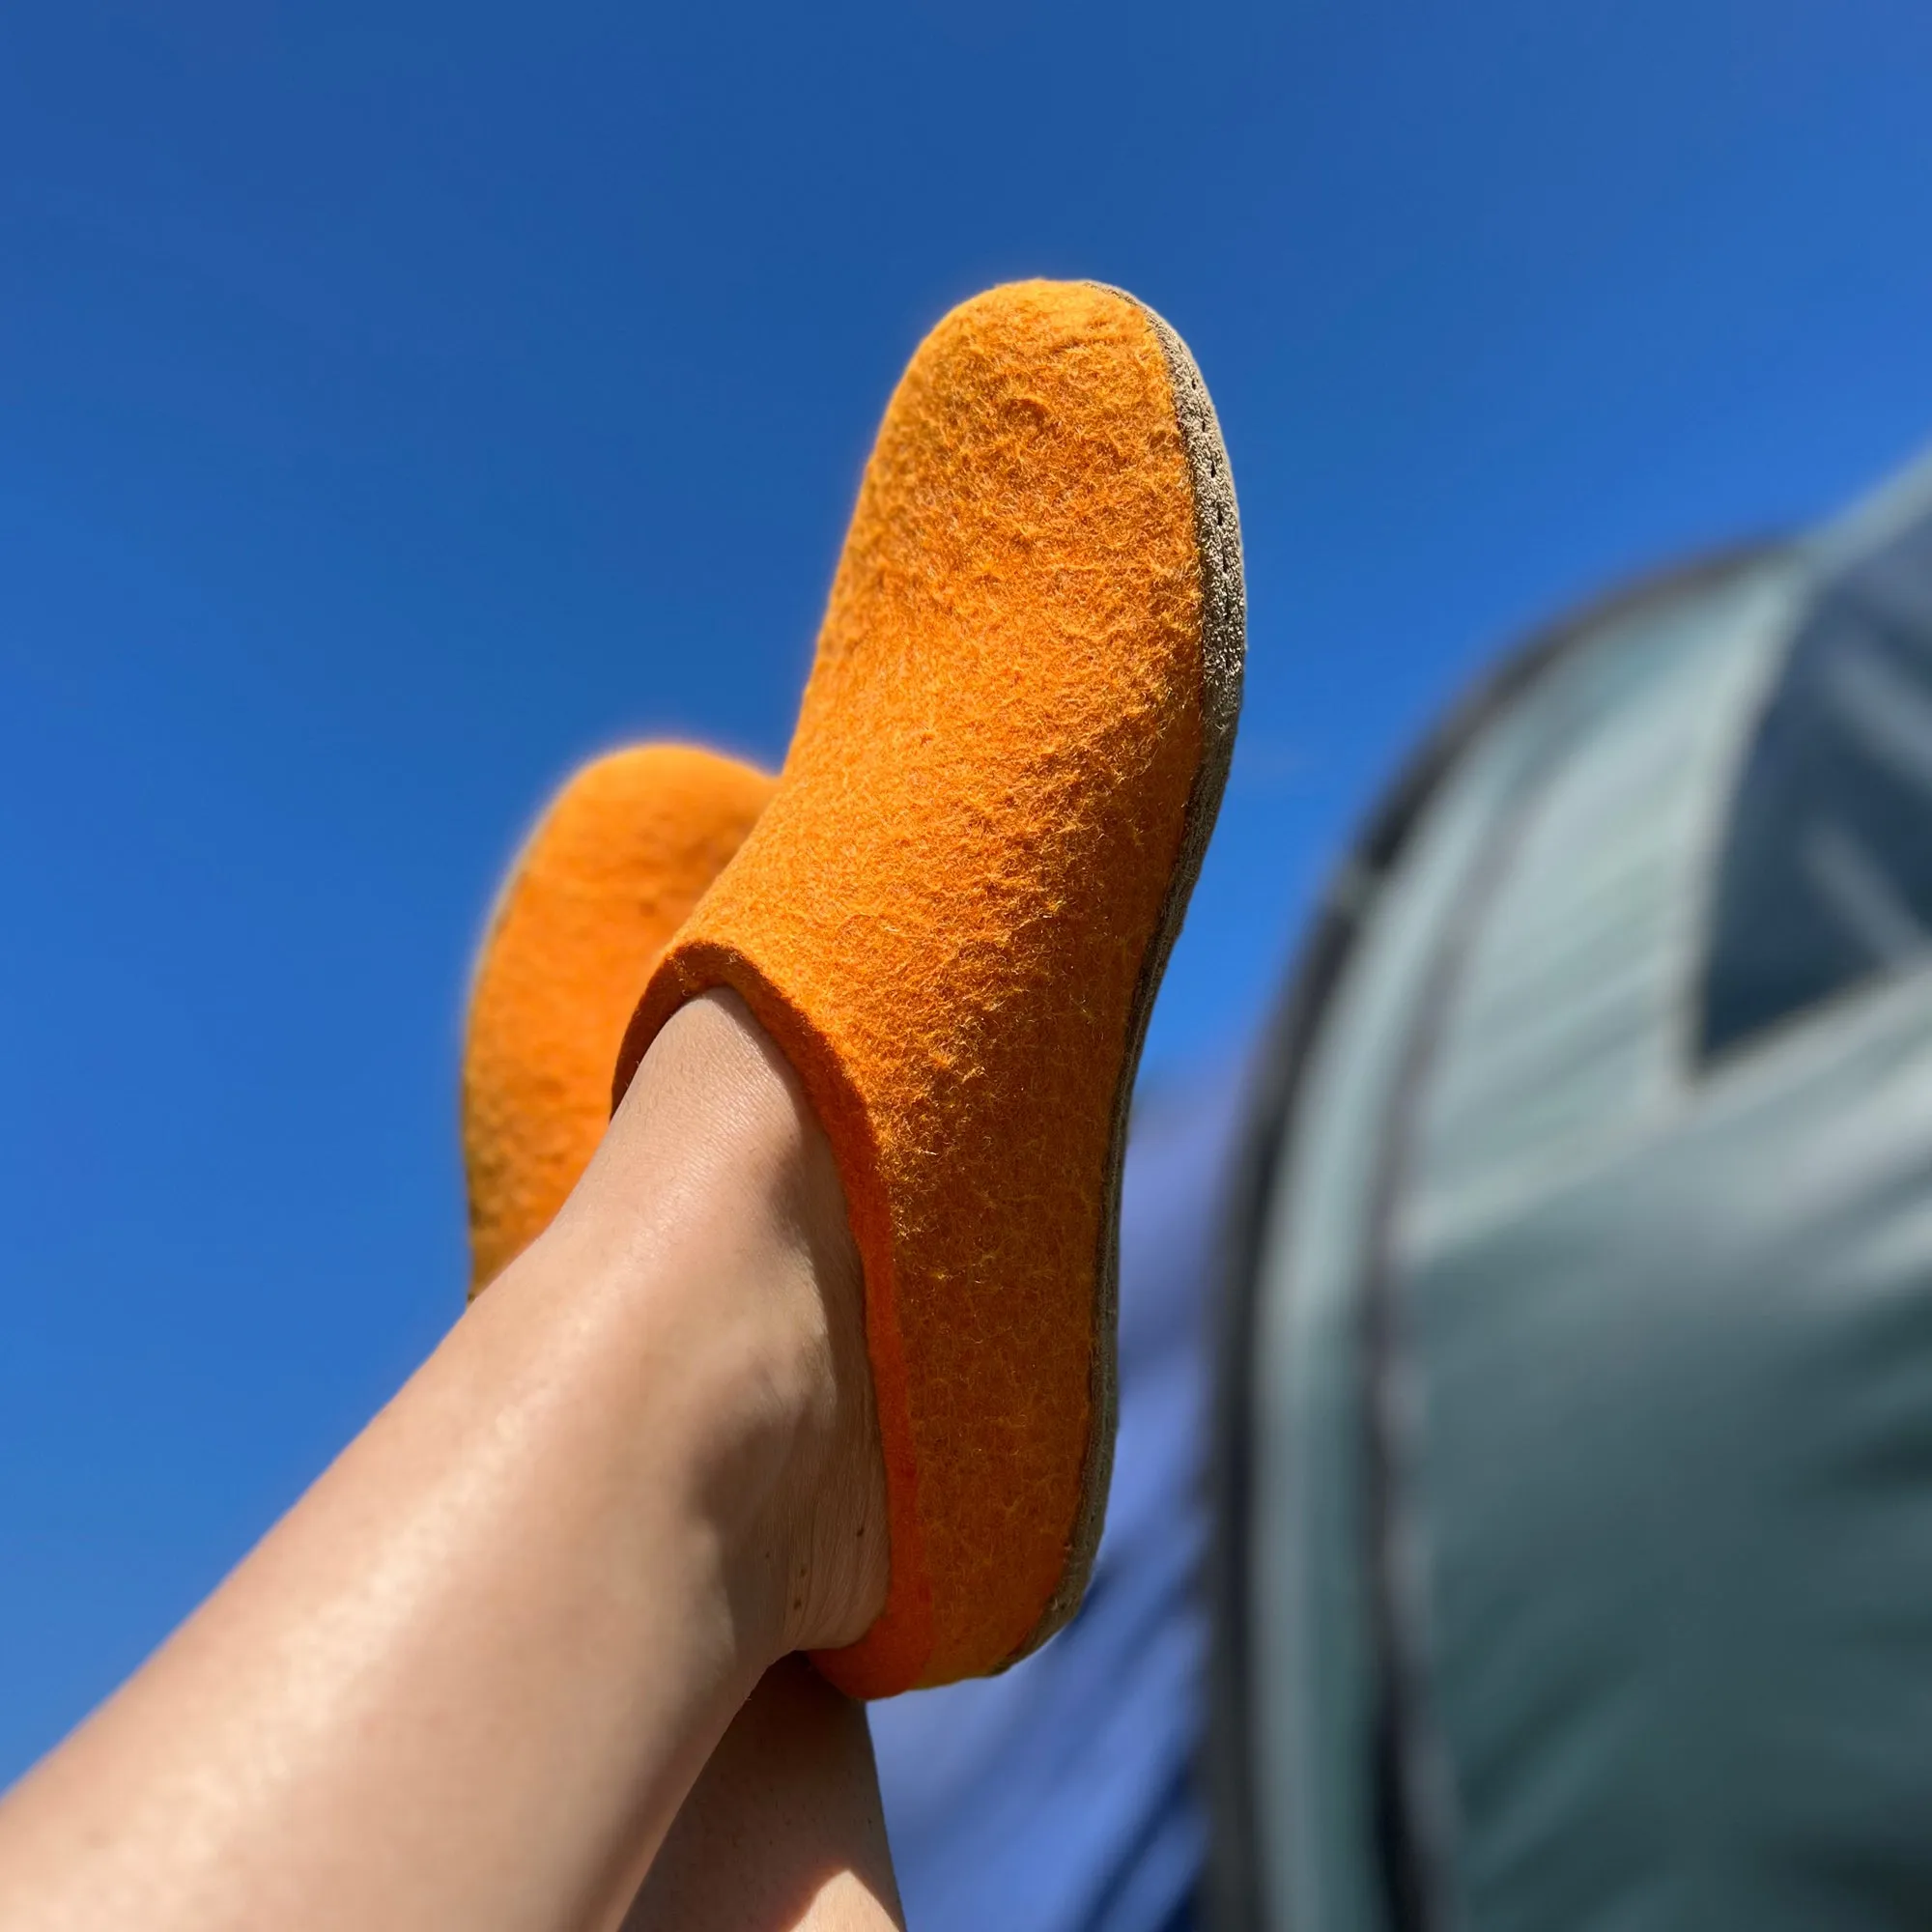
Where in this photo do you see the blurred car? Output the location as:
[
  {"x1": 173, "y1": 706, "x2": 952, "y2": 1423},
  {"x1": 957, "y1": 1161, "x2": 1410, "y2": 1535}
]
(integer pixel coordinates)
[{"x1": 1216, "y1": 449, "x2": 1932, "y2": 1931}]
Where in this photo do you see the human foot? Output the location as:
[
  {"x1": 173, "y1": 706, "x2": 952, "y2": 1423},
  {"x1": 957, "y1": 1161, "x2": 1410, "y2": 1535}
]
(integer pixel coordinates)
[
  {"x1": 462, "y1": 743, "x2": 885, "y2": 1657},
  {"x1": 614, "y1": 279, "x2": 1244, "y2": 1694},
  {"x1": 582, "y1": 991, "x2": 889, "y2": 1658}
]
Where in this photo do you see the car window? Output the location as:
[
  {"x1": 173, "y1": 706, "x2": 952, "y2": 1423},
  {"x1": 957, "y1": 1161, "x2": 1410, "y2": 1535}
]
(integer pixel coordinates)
[{"x1": 1701, "y1": 507, "x2": 1932, "y2": 1059}]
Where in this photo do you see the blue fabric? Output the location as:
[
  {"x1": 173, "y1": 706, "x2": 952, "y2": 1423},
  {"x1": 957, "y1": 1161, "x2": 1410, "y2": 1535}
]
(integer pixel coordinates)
[{"x1": 868, "y1": 1065, "x2": 1244, "y2": 1932}]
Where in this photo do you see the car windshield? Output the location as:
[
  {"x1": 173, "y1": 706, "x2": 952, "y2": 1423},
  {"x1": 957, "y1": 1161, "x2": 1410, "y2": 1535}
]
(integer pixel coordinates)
[{"x1": 1702, "y1": 505, "x2": 1932, "y2": 1059}]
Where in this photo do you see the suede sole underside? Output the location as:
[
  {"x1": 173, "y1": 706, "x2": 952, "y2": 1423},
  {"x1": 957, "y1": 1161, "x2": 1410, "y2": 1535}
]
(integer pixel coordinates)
[{"x1": 1003, "y1": 290, "x2": 1247, "y2": 1668}]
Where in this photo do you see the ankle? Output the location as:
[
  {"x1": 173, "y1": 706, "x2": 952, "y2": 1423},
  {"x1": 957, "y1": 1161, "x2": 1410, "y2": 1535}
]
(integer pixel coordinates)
[{"x1": 585, "y1": 992, "x2": 889, "y2": 1662}]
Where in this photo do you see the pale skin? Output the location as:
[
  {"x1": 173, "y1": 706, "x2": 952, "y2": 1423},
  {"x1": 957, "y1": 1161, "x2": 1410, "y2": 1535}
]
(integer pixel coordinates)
[
  {"x1": 0, "y1": 992, "x2": 903, "y2": 1932},
  {"x1": 624, "y1": 1658, "x2": 898, "y2": 1932}
]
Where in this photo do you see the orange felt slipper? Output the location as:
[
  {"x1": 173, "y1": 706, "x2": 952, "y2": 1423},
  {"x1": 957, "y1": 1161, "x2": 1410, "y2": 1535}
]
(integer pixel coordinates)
[
  {"x1": 463, "y1": 744, "x2": 775, "y2": 1293},
  {"x1": 611, "y1": 280, "x2": 1244, "y2": 1695}
]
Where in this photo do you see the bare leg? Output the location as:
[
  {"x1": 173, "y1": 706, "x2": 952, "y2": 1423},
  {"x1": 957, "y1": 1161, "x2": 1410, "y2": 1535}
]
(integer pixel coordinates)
[
  {"x1": 0, "y1": 992, "x2": 888, "y2": 1932},
  {"x1": 624, "y1": 1659, "x2": 902, "y2": 1932}
]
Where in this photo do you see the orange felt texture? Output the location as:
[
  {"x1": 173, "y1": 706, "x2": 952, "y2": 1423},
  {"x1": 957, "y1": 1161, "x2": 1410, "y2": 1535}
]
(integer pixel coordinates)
[
  {"x1": 614, "y1": 282, "x2": 1213, "y2": 1694},
  {"x1": 464, "y1": 745, "x2": 775, "y2": 1293}
]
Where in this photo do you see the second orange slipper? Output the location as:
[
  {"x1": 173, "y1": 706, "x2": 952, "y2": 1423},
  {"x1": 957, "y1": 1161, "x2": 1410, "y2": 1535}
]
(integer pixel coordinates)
[
  {"x1": 463, "y1": 744, "x2": 775, "y2": 1293},
  {"x1": 613, "y1": 280, "x2": 1244, "y2": 1696}
]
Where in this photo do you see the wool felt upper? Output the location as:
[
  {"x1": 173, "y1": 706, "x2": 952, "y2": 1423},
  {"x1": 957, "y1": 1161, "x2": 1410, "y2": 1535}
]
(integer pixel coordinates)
[
  {"x1": 613, "y1": 280, "x2": 1245, "y2": 1696},
  {"x1": 463, "y1": 744, "x2": 775, "y2": 1293}
]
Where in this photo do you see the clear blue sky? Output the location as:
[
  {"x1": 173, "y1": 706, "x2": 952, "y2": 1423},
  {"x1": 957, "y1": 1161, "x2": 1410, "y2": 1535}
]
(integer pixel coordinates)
[{"x1": 6, "y1": 0, "x2": 1932, "y2": 1780}]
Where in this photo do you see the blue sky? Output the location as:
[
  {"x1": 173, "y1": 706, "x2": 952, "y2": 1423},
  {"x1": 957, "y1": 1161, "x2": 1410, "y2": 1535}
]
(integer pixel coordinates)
[{"x1": 6, "y1": 0, "x2": 1932, "y2": 1778}]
